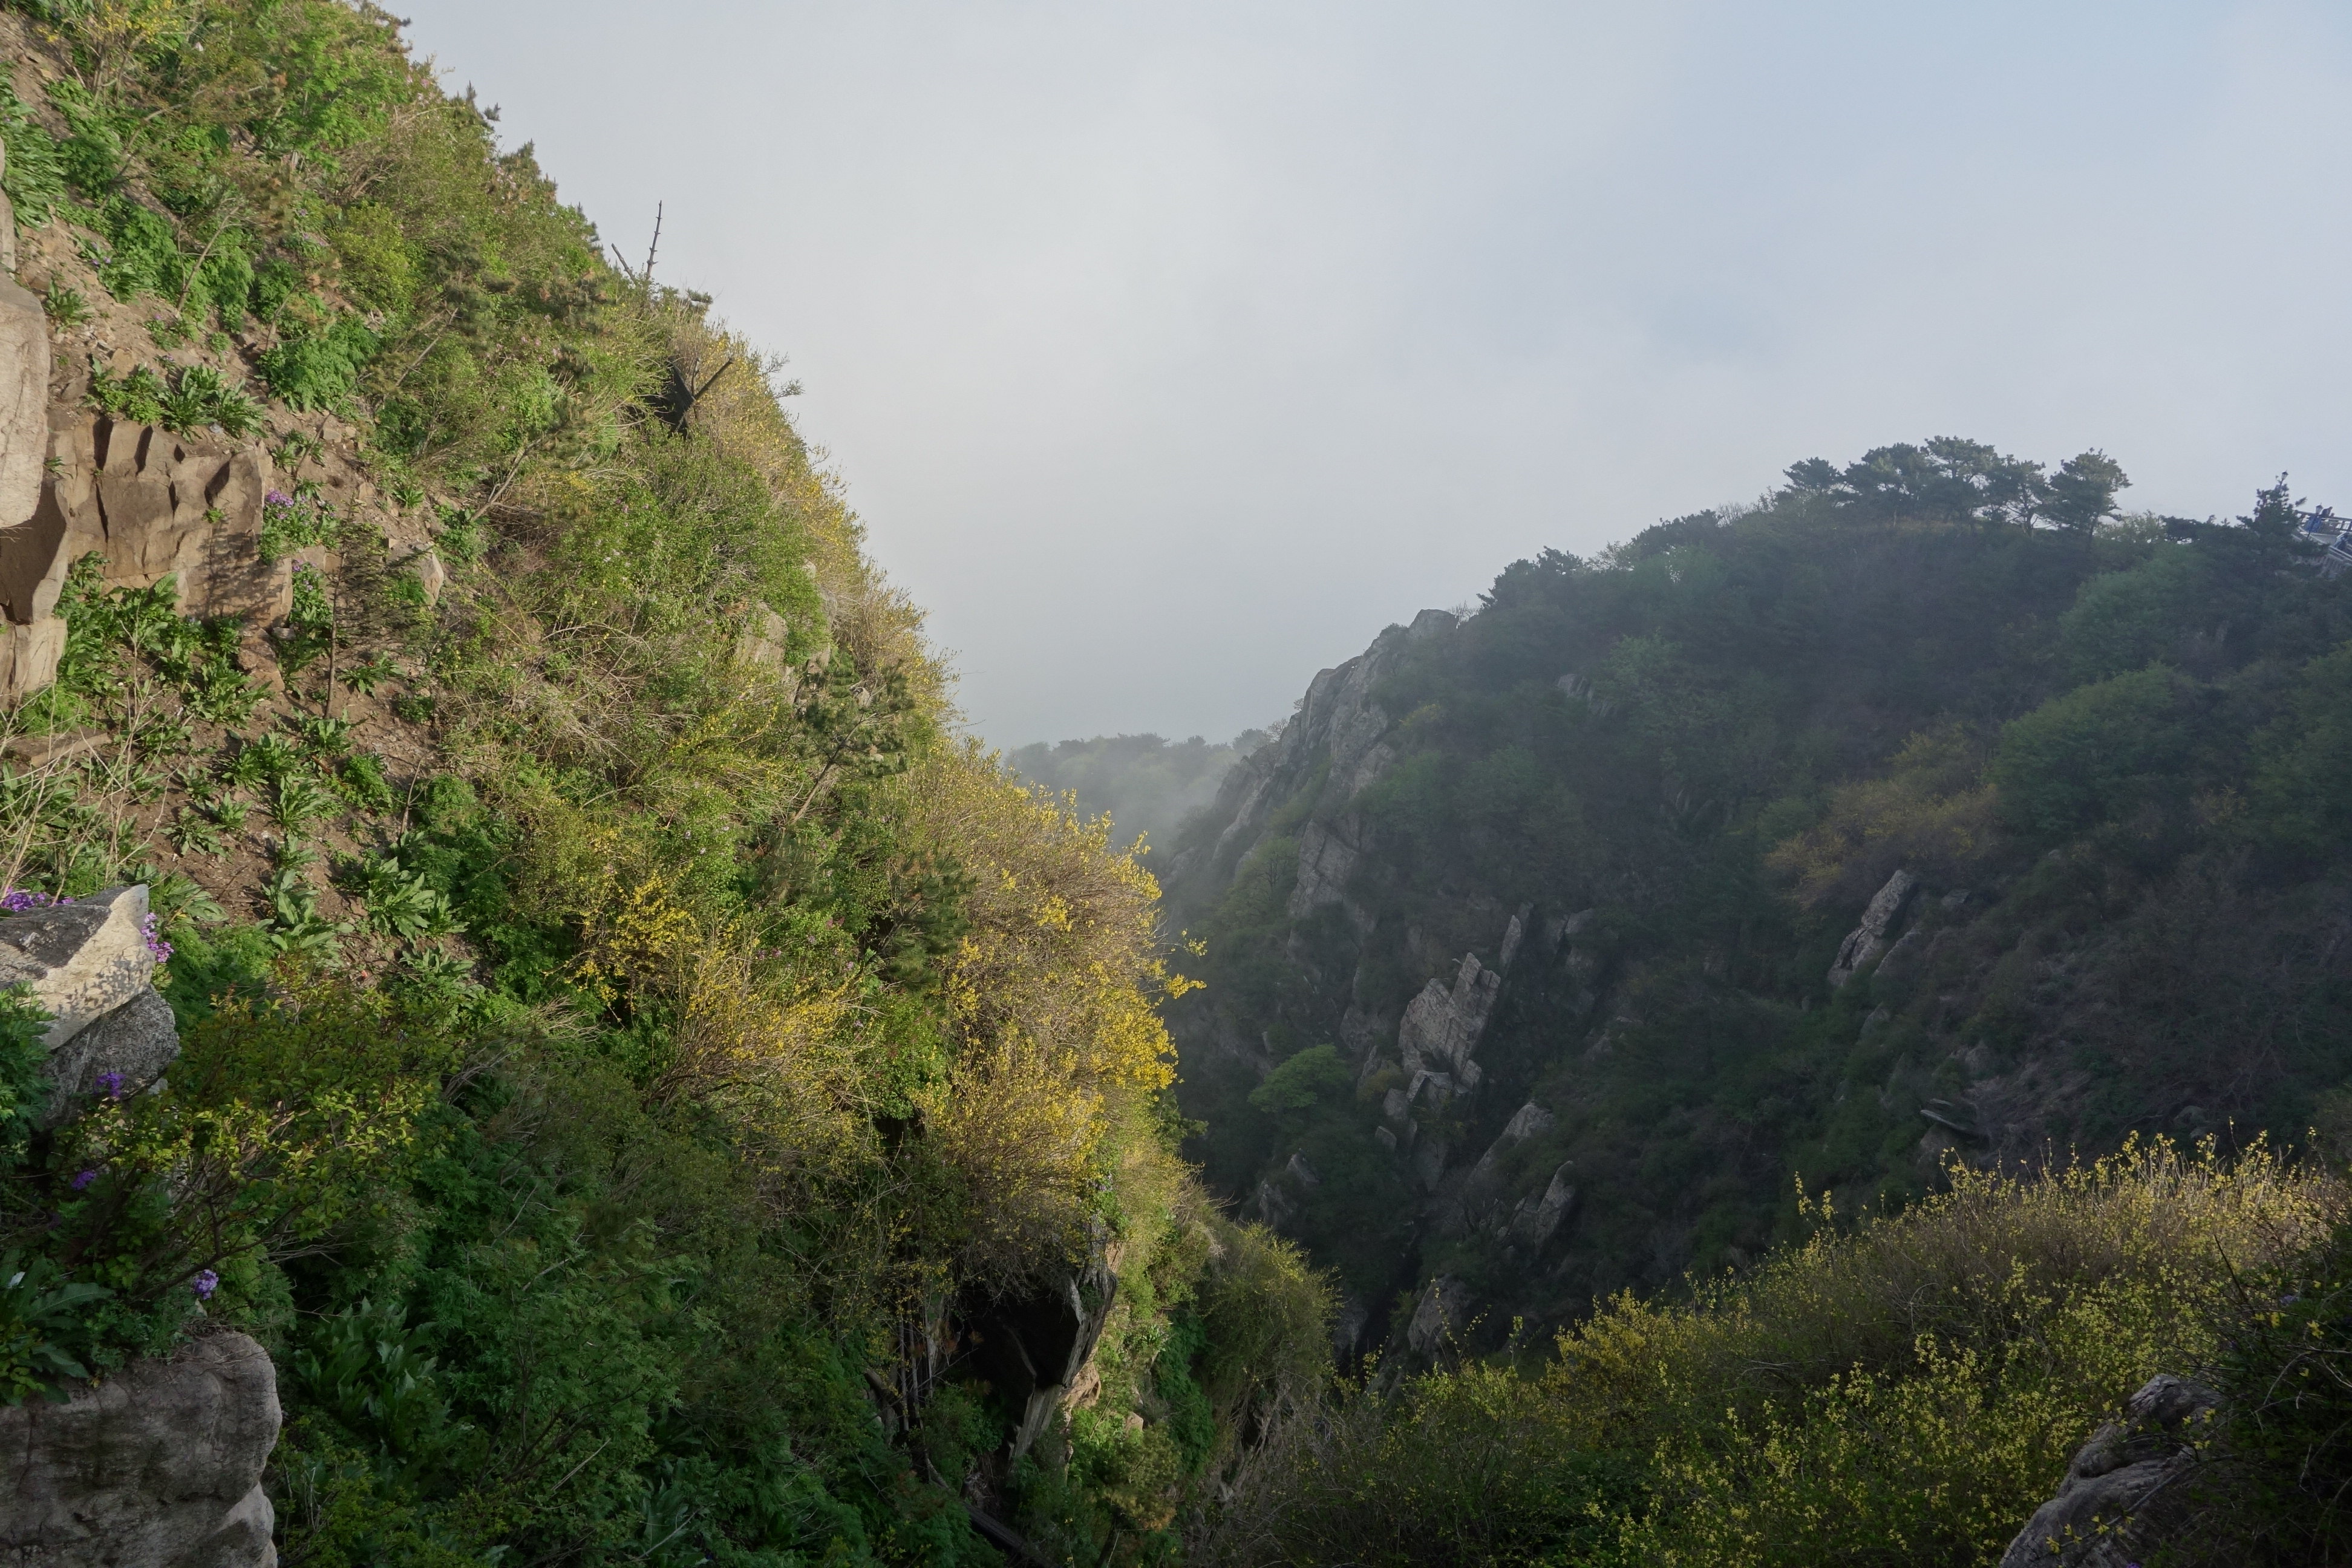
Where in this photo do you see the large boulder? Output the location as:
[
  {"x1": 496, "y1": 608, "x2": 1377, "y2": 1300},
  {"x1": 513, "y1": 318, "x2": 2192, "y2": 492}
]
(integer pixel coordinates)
[
  {"x1": 0, "y1": 886, "x2": 158, "y2": 1048},
  {"x1": 1397, "y1": 952, "x2": 1504, "y2": 1079},
  {"x1": 1998, "y1": 1374, "x2": 2220, "y2": 1568},
  {"x1": 0, "y1": 271, "x2": 47, "y2": 532},
  {"x1": 41, "y1": 987, "x2": 181, "y2": 1129},
  {"x1": 0, "y1": 1330, "x2": 281, "y2": 1568},
  {"x1": 1828, "y1": 869, "x2": 1921, "y2": 988}
]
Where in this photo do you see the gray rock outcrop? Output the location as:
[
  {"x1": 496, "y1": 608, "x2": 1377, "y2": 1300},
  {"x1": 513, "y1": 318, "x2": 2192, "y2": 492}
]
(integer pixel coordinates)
[
  {"x1": 1828, "y1": 869, "x2": 1920, "y2": 988},
  {"x1": 1997, "y1": 1374, "x2": 2220, "y2": 1568},
  {"x1": 0, "y1": 886, "x2": 158, "y2": 1048},
  {"x1": 1465, "y1": 1102, "x2": 1555, "y2": 1191},
  {"x1": 1507, "y1": 1162, "x2": 1578, "y2": 1249},
  {"x1": 0, "y1": 411, "x2": 284, "y2": 700},
  {"x1": 1398, "y1": 952, "x2": 1505, "y2": 1080},
  {"x1": 41, "y1": 987, "x2": 180, "y2": 1129},
  {"x1": 0, "y1": 271, "x2": 48, "y2": 533},
  {"x1": 964, "y1": 1241, "x2": 1120, "y2": 1463},
  {"x1": 1403, "y1": 1275, "x2": 1471, "y2": 1359},
  {"x1": 1287, "y1": 816, "x2": 1367, "y2": 921},
  {"x1": 0, "y1": 1331, "x2": 281, "y2": 1568},
  {"x1": 1191, "y1": 607, "x2": 1454, "y2": 881}
]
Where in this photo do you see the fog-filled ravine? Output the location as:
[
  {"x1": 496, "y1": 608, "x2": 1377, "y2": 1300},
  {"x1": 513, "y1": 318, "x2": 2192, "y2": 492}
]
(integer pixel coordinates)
[{"x1": 1, "y1": 5, "x2": 2351, "y2": 1567}]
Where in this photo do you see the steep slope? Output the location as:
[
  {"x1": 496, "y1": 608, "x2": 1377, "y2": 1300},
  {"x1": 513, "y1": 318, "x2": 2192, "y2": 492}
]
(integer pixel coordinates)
[
  {"x1": 1163, "y1": 446, "x2": 2352, "y2": 1360},
  {"x1": 0, "y1": 5, "x2": 1328, "y2": 1564}
]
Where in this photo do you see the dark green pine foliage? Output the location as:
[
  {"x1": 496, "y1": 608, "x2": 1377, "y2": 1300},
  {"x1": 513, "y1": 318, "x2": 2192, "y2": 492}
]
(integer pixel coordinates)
[{"x1": 1167, "y1": 449, "x2": 2352, "y2": 1343}]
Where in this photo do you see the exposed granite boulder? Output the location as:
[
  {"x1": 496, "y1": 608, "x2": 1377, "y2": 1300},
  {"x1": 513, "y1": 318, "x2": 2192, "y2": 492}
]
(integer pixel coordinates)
[
  {"x1": 0, "y1": 1330, "x2": 281, "y2": 1568},
  {"x1": 1403, "y1": 1275, "x2": 1471, "y2": 1358},
  {"x1": 53, "y1": 415, "x2": 286, "y2": 621},
  {"x1": 1465, "y1": 1102, "x2": 1555, "y2": 1191},
  {"x1": 0, "y1": 270, "x2": 47, "y2": 533},
  {"x1": 0, "y1": 886, "x2": 157, "y2": 1048},
  {"x1": 41, "y1": 987, "x2": 180, "y2": 1129},
  {"x1": 1998, "y1": 1374, "x2": 2220, "y2": 1568},
  {"x1": 1287, "y1": 816, "x2": 1367, "y2": 920},
  {"x1": 1397, "y1": 953, "x2": 1504, "y2": 1080},
  {"x1": 1828, "y1": 869, "x2": 1920, "y2": 988},
  {"x1": 1507, "y1": 1161, "x2": 1578, "y2": 1249}
]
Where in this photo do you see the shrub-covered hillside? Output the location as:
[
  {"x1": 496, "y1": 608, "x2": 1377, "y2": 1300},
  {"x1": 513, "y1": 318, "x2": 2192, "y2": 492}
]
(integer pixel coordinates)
[
  {"x1": 0, "y1": 4, "x2": 1328, "y2": 1563},
  {"x1": 1163, "y1": 441, "x2": 2352, "y2": 1355}
]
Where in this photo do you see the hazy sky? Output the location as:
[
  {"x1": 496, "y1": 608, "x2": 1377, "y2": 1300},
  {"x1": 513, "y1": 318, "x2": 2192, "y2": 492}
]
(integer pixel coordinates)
[{"x1": 397, "y1": 1, "x2": 2352, "y2": 746}]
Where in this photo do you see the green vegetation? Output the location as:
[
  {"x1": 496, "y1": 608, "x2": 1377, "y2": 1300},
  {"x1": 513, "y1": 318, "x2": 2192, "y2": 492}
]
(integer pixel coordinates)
[
  {"x1": 1194, "y1": 1143, "x2": 2351, "y2": 1567},
  {"x1": 0, "y1": 4, "x2": 1327, "y2": 1562},
  {"x1": 2, "y1": 5, "x2": 2349, "y2": 1565},
  {"x1": 1171, "y1": 449, "x2": 2352, "y2": 1330}
]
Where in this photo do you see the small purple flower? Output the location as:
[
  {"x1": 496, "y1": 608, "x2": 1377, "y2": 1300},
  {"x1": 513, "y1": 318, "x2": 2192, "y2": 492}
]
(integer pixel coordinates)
[
  {"x1": 140, "y1": 912, "x2": 172, "y2": 963},
  {"x1": 0, "y1": 886, "x2": 55, "y2": 913},
  {"x1": 265, "y1": 489, "x2": 292, "y2": 508},
  {"x1": 94, "y1": 1071, "x2": 124, "y2": 1100},
  {"x1": 191, "y1": 1269, "x2": 219, "y2": 1301},
  {"x1": 69, "y1": 1169, "x2": 96, "y2": 1191}
]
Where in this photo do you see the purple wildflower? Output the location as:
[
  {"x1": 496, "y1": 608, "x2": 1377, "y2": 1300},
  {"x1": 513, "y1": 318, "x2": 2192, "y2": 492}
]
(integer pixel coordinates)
[
  {"x1": 70, "y1": 1169, "x2": 96, "y2": 1191},
  {"x1": 140, "y1": 912, "x2": 172, "y2": 963},
  {"x1": 94, "y1": 1071, "x2": 124, "y2": 1100},
  {"x1": 265, "y1": 489, "x2": 292, "y2": 508},
  {"x1": 191, "y1": 1269, "x2": 219, "y2": 1301},
  {"x1": 0, "y1": 886, "x2": 56, "y2": 913}
]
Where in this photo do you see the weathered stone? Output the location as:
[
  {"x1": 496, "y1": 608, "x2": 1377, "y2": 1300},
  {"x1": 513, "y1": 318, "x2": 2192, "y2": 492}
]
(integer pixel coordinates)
[
  {"x1": 1287, "y1": 817, "x2": 1363, "y2": 919},
  {"x1": 40, "y1": 416, "x2": 286, "y2": 626},
  {"x1": 41, "y1": 987, "x2": 180, "y2": 1129},
  {"x1": 1404, "y1": 1275, "x2": 1471, "y2": 1357},
  {"x1": 405, "y1": 544, "x2": 446, "y2": 606},
  {"x1": 0, "y1": 615, "x2": 62, "y2": 699},
  {"x1": 1497, "y1": 908, "x2": 1528, "y2": 973},
  {"x1": 1398, "y1": 953, "x2": 1504, "y2": 1079},
  {"x1": 965, "y1": 1241, "x2": 1119, "y2": 1464},
  {"x1": 733, "y1": 605, "x2": 792, "y2": 671},
  {"x1": 1828, "y1": 869, "x2": 1921, "y2": 988},
  {"x1": 0, "y1": 1330, "x2": 281, "y2": 1568},
  {"x1": 0, "y1": 273, "x2": 46, "y2": 531},
  {"x1": 1997, "y1": 1374, "x2": 2220, "y2": 1568},
  {"x1": 1465, "y1": 1102, "x2": 1555, "y2": 1191},
  {"x1": 1204, "y1": 608, "x2": 1454, "y2": 869},
  {"x1": 0, "y1": 885, "x2": 157, "y2": 1048},
  {"x1": 1508, "y1": 1162, "x2": 1578, "y2": 1249}
]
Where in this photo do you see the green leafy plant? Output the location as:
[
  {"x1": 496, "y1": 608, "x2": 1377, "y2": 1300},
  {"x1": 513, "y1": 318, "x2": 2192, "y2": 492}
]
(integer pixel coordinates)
[
  {"x1": 86, "y1": 360, "x2": 168, "y2": 425},
  {"x1": 166, "y1": 808, "x2": 223, "y2": 857},
  {"x1": 332, "y1": 753, "x2": 393, "y2": 814},
  {"x1": 291, "y1": 715, "x2": 356, "y2": 757},
  {"x1": 156, "y1": 365, "x2": 267, "y2": 439},
  {"x1": 0, "y1": 1253, "x2": 110, "y2": 1406},
  {"x1": 344, "y1": 853, "x2": 462, "y2": 944},
  {"x1": 269, "y1": 771, "x2": 338, "y2": 834},
  {"x1": 44, "y1": 285, "x2": 88, "y2": 329},
  {"x1": 225, "y1": 733, "x2": 301, "y2": 789},
  {"x1": 261, "y1": 492, "x2": 339, "y2": 567},
  {"x1": 340, "y1": 656, "x2": 397, "y2": 696}
]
